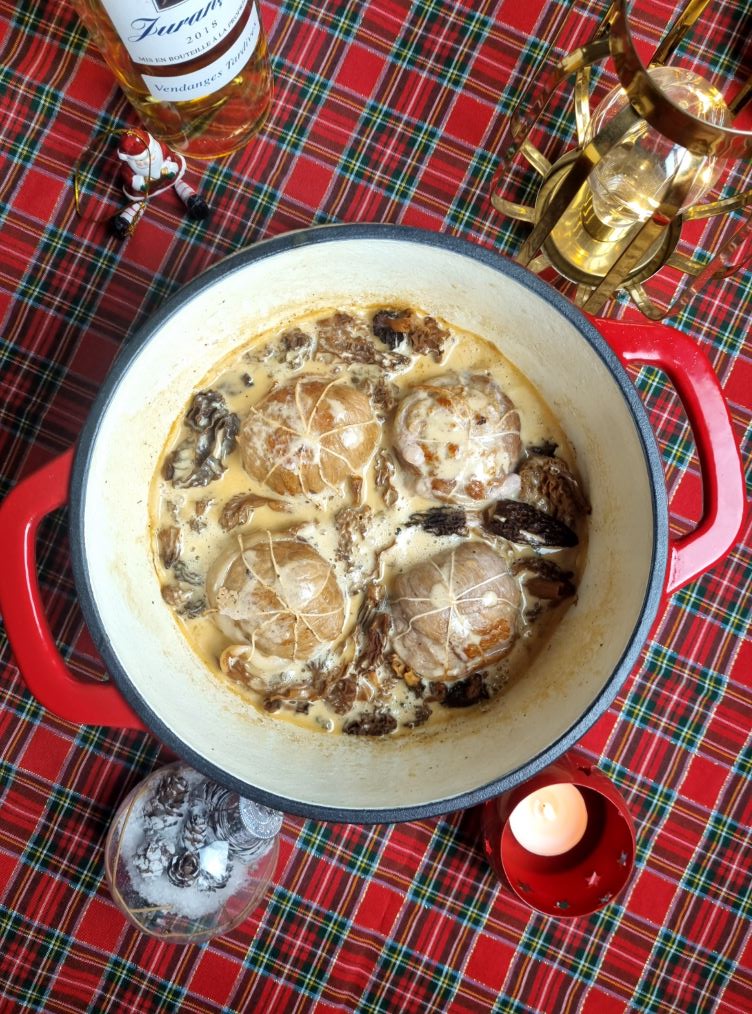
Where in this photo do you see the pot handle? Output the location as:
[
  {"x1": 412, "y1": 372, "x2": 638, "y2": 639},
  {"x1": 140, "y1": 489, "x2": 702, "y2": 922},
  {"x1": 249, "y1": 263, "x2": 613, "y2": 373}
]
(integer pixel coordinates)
[
  {"x1": 596, "y1": 318, "x2": 747, "y2": 595},
  {"x1": 0, "y1": 448, "x2": 145, "y2": 728}
]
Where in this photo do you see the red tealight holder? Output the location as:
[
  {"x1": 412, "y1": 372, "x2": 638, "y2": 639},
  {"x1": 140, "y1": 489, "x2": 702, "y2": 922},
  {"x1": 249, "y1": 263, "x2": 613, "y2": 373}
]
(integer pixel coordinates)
[{"x1": 481, "y1": 754, "x2": 636, "y2": 917}]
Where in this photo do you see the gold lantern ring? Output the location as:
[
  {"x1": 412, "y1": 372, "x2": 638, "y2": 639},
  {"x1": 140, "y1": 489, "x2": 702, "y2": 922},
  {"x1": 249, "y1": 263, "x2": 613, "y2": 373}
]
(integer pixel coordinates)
[
  {"x1": 490, "y1": 0, "x2": 752, "y2": 318},
  {"x1": 609, "y1": 0, "x2": 752, "y2": 159}
]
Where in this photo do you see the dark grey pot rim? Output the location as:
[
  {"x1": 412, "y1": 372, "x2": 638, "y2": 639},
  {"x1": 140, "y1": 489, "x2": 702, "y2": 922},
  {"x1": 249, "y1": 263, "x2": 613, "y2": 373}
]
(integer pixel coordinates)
[{"x1": 70, "y1": 223, "x2": 668, "y2": 825}]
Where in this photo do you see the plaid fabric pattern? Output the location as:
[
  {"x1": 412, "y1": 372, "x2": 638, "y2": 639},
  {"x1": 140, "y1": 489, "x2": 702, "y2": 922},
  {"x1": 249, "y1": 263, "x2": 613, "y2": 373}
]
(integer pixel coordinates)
[{"x1": 1, "y1": 0, "x2": 750, "y2": 1010}]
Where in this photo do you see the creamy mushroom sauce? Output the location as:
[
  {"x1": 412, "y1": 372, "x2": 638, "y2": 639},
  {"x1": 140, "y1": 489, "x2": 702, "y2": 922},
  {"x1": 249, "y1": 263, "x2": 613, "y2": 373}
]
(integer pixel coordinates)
[{"x1": 150, "y1": 306, "x2": 588, "y2": 736}]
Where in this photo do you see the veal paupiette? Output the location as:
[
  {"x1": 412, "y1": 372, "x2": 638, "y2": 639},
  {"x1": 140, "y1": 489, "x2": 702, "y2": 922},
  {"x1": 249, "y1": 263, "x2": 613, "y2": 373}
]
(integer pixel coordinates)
[{"x1": 152, "y1": 307, "x2": 588, "y2": 735}]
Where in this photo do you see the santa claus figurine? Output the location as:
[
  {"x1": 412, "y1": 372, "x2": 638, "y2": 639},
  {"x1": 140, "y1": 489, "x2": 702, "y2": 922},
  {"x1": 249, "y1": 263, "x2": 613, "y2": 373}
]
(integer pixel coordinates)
[{"x1": 111, "y1": 130, "x2": 210, "y2": 238}]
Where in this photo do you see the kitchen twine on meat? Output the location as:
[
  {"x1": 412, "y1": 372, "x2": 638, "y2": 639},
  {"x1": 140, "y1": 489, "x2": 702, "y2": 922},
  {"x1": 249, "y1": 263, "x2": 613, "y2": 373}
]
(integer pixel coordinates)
[{"x1": 72, "y1": 126, "x2": 155, "y2": 235}]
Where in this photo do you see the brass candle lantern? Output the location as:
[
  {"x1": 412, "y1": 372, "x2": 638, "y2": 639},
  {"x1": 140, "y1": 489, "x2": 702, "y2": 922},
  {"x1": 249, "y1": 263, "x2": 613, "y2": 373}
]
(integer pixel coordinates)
[{"x1": 492, "y1": 0, "x2": 752, "y2": 318}]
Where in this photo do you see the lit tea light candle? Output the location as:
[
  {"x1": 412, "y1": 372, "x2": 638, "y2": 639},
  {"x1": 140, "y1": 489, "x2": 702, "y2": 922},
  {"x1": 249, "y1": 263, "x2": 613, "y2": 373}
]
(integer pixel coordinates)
[{"x1": 508, "y1": 783, "x2": 588, "y2": 856}]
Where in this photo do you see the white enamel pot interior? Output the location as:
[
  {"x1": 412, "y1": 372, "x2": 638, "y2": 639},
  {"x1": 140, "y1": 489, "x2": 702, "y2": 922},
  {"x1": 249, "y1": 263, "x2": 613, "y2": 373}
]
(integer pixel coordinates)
[{"x1": 70, "y1": 225, "x2": 667, "y2": 823}]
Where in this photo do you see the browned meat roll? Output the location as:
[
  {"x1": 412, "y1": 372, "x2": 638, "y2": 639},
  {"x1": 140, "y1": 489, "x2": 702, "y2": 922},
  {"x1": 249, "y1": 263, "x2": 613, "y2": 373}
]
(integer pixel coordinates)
[
  {"x1": 238, "y1": 376, "x2": 380, "y2": 497},
  {"x1": 207, "y1": 532, "x2": 345, "y2": 665},
  {"x1": 390, "y1": 541, "x2": 520, "y2": 681},
  {"x1": 392, "y1": 372, "x2": 521, "y2": 503}
]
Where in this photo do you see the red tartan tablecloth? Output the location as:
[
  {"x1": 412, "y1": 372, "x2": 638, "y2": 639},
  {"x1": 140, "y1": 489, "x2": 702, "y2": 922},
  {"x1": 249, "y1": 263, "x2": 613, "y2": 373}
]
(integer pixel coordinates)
[{"x1": 1, "y1": 1, "x2": 750, "y2": 1011}]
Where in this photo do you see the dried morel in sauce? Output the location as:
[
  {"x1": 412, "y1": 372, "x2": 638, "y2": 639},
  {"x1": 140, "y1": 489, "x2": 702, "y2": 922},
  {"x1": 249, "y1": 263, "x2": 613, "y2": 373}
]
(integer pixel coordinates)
[
  {"x1": 171, "y1": 561, "x2": 203, "y2": 586},
  {"x1": 405, "y1": 704, "x2": 432, "y2": 728},
  {"x1": 407, "y1": 315, "x2": 450, "y2": 361},
  {"x1": 372, "y1": 309, "x2": 412, "y2": 350},
  {"x1": 164, "y1": 390, "x2": 240, "y2": 489},
  {"x1": 275, "y1": 327, "x2": 315, "y2": 369},
  {"x1": 189, "y1": 499, "x2": 211, "y2": 532},
  {"x1": 486, "y1": 500, "x2": 578, "y2": 548},
  {"x1": 374, "y1": 449, "x2": 399, "y2": 508},
  {"x1": 325, "y1": 674, "x2": 358, "y2": 715},
  {"x1": 162, "y1": 584, "x2": 193, "y2": 610},
  {"x1": 348, "y1": 585, "x2": 393, "y2": 679},
  {"x1": 513, "y1": 557, "x2": 576, "y2": 601},
  {"x1": 161, "y1": 441, "x2": 192, "y2": 482},
  {"x1": 179, "y1": 597, "x2": 208, "y2": 619},
  {"x1": 525, "y1": 573, "x2": 576, "y2": 602},
  {"x1": 303, "y1": 658, "x2": 358, "y2": 715},
  {"x1": 315, "y1": 312, "x2": 409, "y2": 370},
  {"x1": 157, "y1": 526, "x2": 182, "y2": 569},
  {"x1": 407, "y1": 506, "x2": 468, "y2": 538},
  {"x1": 518, "y1": 454, "x2": 590, "y2": 530},
  {"x1": 225, "y1": 650, "x2": 359, "y2": 717},
  {"x1": 355, "y1": 606, "x2": 392, "y2": 676},
  {"x1": 334, "y1": 504, "x2": 372, "y2": 569},
  {"x1": 437, "y1": 671, "x2": 489, "y2": 709},
  {"x1": 372, "y1": 308, "x2": 449, "y2": 361},
  {"x1": 343, "y1": 710, "x2": 398, "y2": 737},
  {"x1": 219, "y1": 491, "x2": 290, "y2": 531},
  {"x1": 262, "y1": 689, "x2": 312, "y2": 714},
  {"x1": 162, "y1": 584, "x2": 207, "y2": 619},
  {"x1": 351, "y1": 374, "x2": 400, "y2": 418}
]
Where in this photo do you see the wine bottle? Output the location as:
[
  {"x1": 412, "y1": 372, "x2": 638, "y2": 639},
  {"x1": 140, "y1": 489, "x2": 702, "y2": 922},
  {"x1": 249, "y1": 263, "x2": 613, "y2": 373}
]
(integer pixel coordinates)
[{"x1": 70, "y1": 0, "x2": 273, "y2": 158}]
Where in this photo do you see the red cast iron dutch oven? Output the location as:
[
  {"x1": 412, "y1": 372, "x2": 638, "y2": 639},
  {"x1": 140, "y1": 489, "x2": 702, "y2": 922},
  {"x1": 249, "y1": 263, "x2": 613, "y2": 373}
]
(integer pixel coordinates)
[{"x1": 0, "y1": 226, "x2": 745, "y2": 823}]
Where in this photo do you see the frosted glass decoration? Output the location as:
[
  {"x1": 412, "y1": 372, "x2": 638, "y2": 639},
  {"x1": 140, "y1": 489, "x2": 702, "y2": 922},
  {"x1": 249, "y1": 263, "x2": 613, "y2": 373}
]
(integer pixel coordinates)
[{"x1": 104, "y1": 762, "x2": 280, "y2": 943}]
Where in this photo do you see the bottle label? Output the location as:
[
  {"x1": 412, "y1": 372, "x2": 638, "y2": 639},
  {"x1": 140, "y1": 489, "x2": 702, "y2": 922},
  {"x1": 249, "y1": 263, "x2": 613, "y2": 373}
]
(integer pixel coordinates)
[{"x1": 100, "y1": 0, "x2": 260, "y2": 101}]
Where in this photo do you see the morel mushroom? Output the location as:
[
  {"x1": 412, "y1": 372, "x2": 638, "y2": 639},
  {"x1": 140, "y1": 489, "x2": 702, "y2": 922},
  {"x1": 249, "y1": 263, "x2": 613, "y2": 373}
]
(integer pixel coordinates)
[
  {"x1": 207, "y1": 531, "x2": 346, "y2": 668},
  {"x1": 343, "y1": 710, "x2": 398, "y2": 737},
  {"x1": 165, "y1": 390, "x2": 240, "y2": 489},
  {"x1": 486, "y1": 500, "x2": 578, "y2": 548},
  {"x1": 518, "y1": 454, "x2": 590, "y2": 529},
  {"x1": 514, "y1": 557, "x2": 577, "y2": 602},
  {"x1": 157, "y1": 526, "x2": 182, "y2": 569},
  {"x1": 334, "y1": 504, "x2": 372, "y2": 570},
  {"x1": 315, "y1": 312, "x2": 409, "y2": 370},
  {"x1": 372, "y1": 308, "x2": 449, "y2": 361},
  {"x1": 237, "y1": 376, "x2": 380, "y2": 497},
  {"x1": 390, "y1": 541, "x2": 520, "y2": 681},
  {"x1": 374, "y1": 448, "x2": 399, "y2": 507},
  {"x1": 439, "y1": 671, "x2": 489, "y2": 708},
  {"x1": 275, "y1": 327, "x2": 315, "y2": 369},
  {"x1": 219, "y1": 491, "x2": 290, "y2": 532},
  {"x1": 407, "y1": 506, "x2": 468, "y2": 538},
  {"x1": 393, "y1": 372, "x2": 521, "y2": 503},
  {"x1": 372, "y1": 310, "x2": 409, "y2": 349}
]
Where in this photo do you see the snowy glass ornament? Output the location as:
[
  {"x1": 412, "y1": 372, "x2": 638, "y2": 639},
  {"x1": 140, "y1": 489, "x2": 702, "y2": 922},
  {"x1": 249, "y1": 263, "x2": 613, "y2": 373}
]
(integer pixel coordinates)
[{"x1": 104, "y1": 762, "x2": 280, "y2": 943}]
